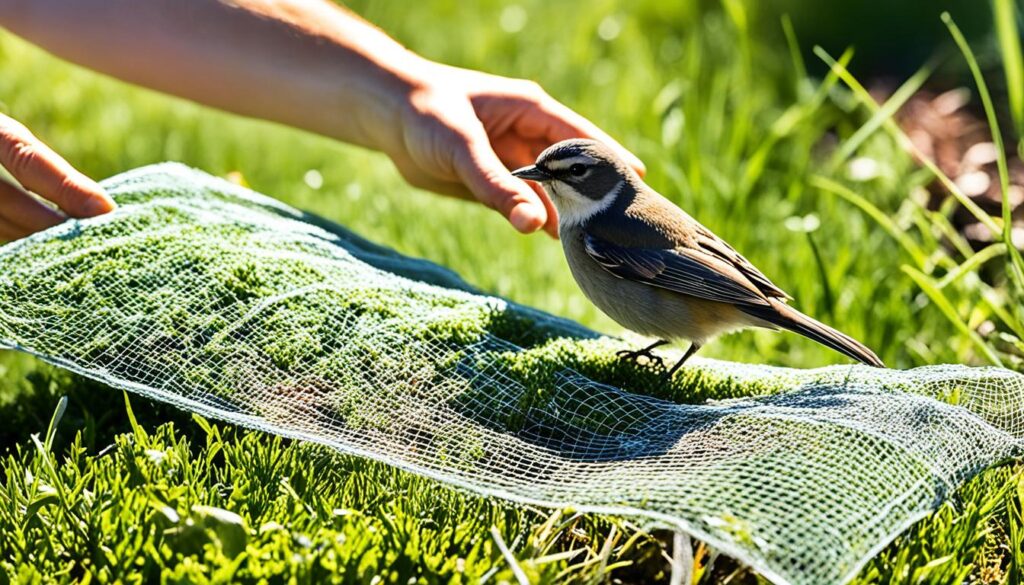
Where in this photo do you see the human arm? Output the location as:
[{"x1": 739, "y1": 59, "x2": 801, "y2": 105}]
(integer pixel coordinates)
[{"x1": 0, "y1": 0, "x2": 643, "y2": 235}]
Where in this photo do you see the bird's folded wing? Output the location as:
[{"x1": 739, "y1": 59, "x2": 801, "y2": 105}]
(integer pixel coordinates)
[
  {"x1": 583, "y1": 232, "x2": 772, "y2": 306},
  {"x1": 692, "y1": 232, "x2": 791, "y2": 300}
]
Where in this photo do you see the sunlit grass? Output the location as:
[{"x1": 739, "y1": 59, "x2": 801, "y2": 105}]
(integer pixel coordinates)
[{"x1": 1, "y1": 0, "x2": 1023, "y2": 581}]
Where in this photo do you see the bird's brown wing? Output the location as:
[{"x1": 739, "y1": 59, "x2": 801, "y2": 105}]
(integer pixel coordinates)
[
  {"x1": 583, "y1": 232, "x2": 773, "y2": 307},
  {"x1": 582, "y1": 185, "x2": 791, "y2": 303},
  {"x1": 691, "y1": 228, "x2": 791, "y2": 300}
]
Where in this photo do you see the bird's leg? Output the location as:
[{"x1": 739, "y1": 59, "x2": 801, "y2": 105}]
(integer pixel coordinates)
[
  {"x1": 665, "y1": 343, "x2": 701, "y2": 379},
  {"x1": 616, "y1": 339, "x2": 669, "y2": 368}
]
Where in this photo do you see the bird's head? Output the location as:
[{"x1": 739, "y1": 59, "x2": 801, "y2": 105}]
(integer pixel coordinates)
[{"x1": 512, "y1": 139, "x2": 639, "y2": 226}]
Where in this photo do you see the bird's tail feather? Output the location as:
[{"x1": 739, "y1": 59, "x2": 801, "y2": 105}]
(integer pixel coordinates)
[{"x1": 739, "y1": 298, "x2": 885, "y2": 367}]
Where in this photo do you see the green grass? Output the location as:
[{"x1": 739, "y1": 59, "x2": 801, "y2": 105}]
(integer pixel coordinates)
[{"x1": 1, "y1": 0, "x2": 1024, "y2": 582}]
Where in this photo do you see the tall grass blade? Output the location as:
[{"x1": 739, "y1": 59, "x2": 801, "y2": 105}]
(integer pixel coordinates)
[
  {"x1": 811, "y1": 175, "x2": 929, "y2": 267},
  {"x1": 943, "y1": 12, "x2": 1024, "y2": 296},
  {"x1": 981, "y1": 286, "x2": 1024, "y2": 340},
  {"x1": 721, "y1": 0, "x2": 753, "y2": 161},
  {"x1": 739, "y1": 49, "x2": 852, "y2": 197},
  {"x1": 936, "y1": 243, "x2": 1007, "y2": 289},
  {"x1": 814, "y1": 46, "x2": 1003, "y2": 236},
  {"x1": 669, "y1": 531, "x2": 693, "y2": 585},
  {"x1": 590, "y1": 524, "x2": 619, "y2": 585},
  {"x1": 903, "y1": 266, "x2": 1004, "y2": 366},
  {"x1": 806, "y1": 232, "x2": 836, "y2": 321},
  {"x1": 123, "y1": 390, "x2": 145, "y2": 446},
  {"x1": 1008, "y1": 473, "x2": 1024, "y2": 584},
  {"x1": 831, "y1": 60, "x2": 935, "y2": 167},
  {"x1": 490, "y1": 526, "x2": 530, "y2": 585},
  {"x1": 993, "y1": 0, "x2": 1024, "y2": 141},
  {"x1": 44, "y1": 395, "x2": 67, "y2": 453},
  {"x1": 924, "y1": 206, "x2": 975, "y2": 260},
  {"x1": 781, "y1": 15, "x2": 808, "y2": 96}
]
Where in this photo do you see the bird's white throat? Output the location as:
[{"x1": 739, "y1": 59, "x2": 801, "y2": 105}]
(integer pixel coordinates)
[{"x1": 550, "y1": 179, "x2": 624, "y2": 227}]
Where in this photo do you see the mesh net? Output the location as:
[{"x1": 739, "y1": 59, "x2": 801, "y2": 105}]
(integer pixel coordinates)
[{"x1": 1, "y1": 163, "x2": 1023, "y2": 584}]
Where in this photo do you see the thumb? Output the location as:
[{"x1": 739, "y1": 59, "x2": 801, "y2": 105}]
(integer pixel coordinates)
[{"x1": 452, "y1": 129, "x2": 548, "y2": 234}]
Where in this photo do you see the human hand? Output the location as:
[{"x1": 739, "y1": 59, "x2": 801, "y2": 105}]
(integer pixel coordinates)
[
  {"x1": 384, "y1": 64, "x2": 644, "y2": 236},
  {"x1": 0, "y1": 113, "x2": 115, "y2": 241}
]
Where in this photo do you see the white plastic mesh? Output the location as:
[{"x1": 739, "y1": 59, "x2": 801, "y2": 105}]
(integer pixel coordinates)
[{"x1": 1, "y1": 163, "x2": 1022, "y2": 585}]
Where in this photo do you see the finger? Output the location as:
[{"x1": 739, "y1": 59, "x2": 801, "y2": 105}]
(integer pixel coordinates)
[
  {"x1": 453, "y1": 127, "x2": 549, "y2": 234},
  {"x1": 528, "y1": 181, "x2": 560, "y2": 238},
  {"x1": 485, "y1": 137, "x2": 559, "y2": 236},
  {"x1": 533, "y1": 98, "x2": 646, "y2": 176},
  {"x1": 0, "y1": 178, "x2": 65, "y2": 232},
  {"x1": 0, "y1": 114, "x2": 116, "y2": 217},
  {"x1": 393, "y1": 156, "x2": 555, "y2": 236},
  {"x1": 480, "y1": 134, "x2": 558, "y2": 235}
]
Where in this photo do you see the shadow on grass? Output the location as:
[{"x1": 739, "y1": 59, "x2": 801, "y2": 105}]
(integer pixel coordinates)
[{"x1": 0, "y1": 356, "x2": 205, "y2": 456}]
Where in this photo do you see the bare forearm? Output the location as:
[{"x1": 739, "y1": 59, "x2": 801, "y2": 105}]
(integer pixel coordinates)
[
  {"x1": 0, "y1": 0, "x2": 643, "y2": 236},
  {"x1": 0, "y1": 0, "x2": 427, "y2": 149}
]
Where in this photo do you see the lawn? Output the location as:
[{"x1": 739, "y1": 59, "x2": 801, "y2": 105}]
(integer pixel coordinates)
[{"x1": 1, "y1": 0, "x2": 1023, "y2": 583}]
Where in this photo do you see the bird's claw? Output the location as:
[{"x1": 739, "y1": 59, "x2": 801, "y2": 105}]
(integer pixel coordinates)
[{"x1": 616, "y1": 348, "x2": 664, "y2": 369}]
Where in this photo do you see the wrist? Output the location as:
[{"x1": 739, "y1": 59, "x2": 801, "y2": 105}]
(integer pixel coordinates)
[{"x1": 310, "y1": 9, "x2": 439, "y2": 153}]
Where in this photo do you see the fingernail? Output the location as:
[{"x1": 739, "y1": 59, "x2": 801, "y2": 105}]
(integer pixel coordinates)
[
  {"x1": 82, "y1": 191, "x2": 116, "y2": 216},
  {"x1": 545, "y1": 222, "x2": 560, "y2": 239}
]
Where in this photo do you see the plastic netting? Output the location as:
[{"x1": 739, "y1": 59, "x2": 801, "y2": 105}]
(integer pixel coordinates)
[{"x1": 1, "y1": 163, "x2": 1023, "y2": 584}]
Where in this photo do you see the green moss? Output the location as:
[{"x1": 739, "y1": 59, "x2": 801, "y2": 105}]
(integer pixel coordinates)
[{"x1": 0, "y1": 184, "x2": 814, "y2": 444}]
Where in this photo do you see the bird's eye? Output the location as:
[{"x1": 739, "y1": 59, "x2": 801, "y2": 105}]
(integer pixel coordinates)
[{"x1": 569, "y1": 163, "x2": 587, "y2": 177}]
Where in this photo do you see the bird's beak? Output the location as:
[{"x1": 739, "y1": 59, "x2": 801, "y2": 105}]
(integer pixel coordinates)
[{"x1": 511, "y1": 165, "x2": 551, "y2": 181}]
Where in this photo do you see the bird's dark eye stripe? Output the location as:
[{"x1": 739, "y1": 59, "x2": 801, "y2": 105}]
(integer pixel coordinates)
[{"x1": 569, "y1": 163, "x2": 587, "y2": 177}]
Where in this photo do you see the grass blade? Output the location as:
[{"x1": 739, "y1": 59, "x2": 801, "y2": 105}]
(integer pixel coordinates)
[
  {"x1": 993, "y1": 0, "x2": 1024, "y2": 140},
  {"x1": 936, "y1": 243, "x2": 1007, "y2": 289},
  {"x1": 811, "y1": 175, "x2": 929, "y2": 267},
  {"x1": 981, "y1": 285, "x2": 1024, "y2": 340},
  {"x1": 670, "y1": 531, "x2": 693, "y2": 585},
  {"x1": 902, "y1": 266, "x2": 1003, "y2": 366},
  {"x1": 590, "y1": 524, "x2": 619, "y2": 585},
  {"x1": 814, "y1": 46, "x2": 1002, "y2": 236},
  {"x1": 490, "y1": 526, "x2": 530, "y2": 585},
  {"x1": 924, "y1": 205, "x2": 976, "y2": 261},
  {"x1": 805, "y1": 231, "x2": 836, "y2": 321},
  {"x1": 943, "y1": 12, "x2": 1024, "y2": 297},
  {"x1": 781, "y1": 15, "x2": 808, "y2": 95},
  {"x1": 44, "y1": 395, "x2": 67, "y2": 453},
  {"x1": 830, "y1": 59, "x2": 935, "y2": 167}
]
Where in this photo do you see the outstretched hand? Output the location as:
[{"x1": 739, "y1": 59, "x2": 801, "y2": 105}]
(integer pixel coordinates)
[
  {"x1": 0, "y1": 113, "x2": 115, "y2": 241},
  {"x1": 388, "y1": 65, "x2": 645, "y2": 237}
]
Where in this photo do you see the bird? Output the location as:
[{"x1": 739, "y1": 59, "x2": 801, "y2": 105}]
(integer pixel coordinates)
[{"x1": 511, "y1": 139, "x2": 884, "y2": 377}]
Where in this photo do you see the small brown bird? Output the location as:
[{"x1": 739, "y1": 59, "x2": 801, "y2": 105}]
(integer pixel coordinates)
[{"x1": 512, "y1": 139, "x2": 884, "y2": 376}]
